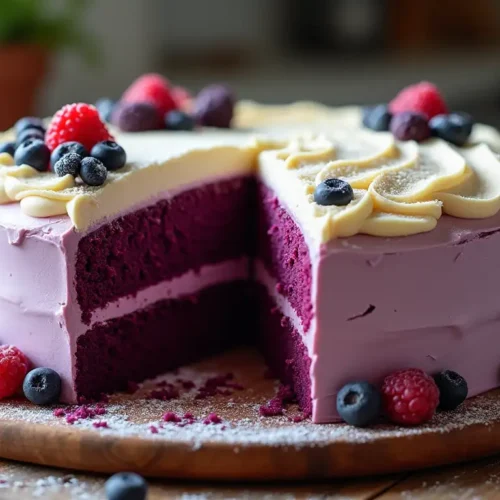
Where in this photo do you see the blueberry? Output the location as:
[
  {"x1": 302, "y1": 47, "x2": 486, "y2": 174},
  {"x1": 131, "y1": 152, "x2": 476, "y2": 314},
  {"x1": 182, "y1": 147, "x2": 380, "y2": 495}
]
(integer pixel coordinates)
[
  {"x1": 15, "y1": 116, "x2": 45, "y2": 135},
  {"x1": 314, "y1": 178, "x2": 354, "y2": 206},
  {"x1": 95, "y1": 98, "x2": 117, "y2": 123},
  {"x1": 23, "y1": 368, "x2": 61, "y2": 405},
  {"x1": 112, "y1": 102, "x2": 162, "y2": 132},
  {"x1": 54, "y1": 153, "x2": 82, "y2": 177},
  {"x1": 80, "y1": 157, "x2": 108, "y2": 186},
  {"x1": 17, "y1": 128, "x2": 45, "y2": 146},
  {"x1": 429, "y1": 113, "x2": 474, "y2": 147},
  {"x1": 337, "y1": 381, "x2": 381, "y2": 427},
  {"x1": 433, "y1": 370, "x2": 468, "y2": 411},
  {"x1": 51, "y1": 142, "x2": 88, "y2": 169},
  {"x1": 91, "y1": 140, "x2": 127, "y2": 171},
  {"x1": 390, "y1": 111, "x2": 431, "y2": 142},
  {"x1": 362, "y1": 104, "x2": 392, "y2": 131},
  {"x1": 105, "y1": 472, "x2": 148, "y2": 500},
  {"x1": 194, "y1": 84, "x2": 234, "y2": 128},
  {"x1": 164, "y1": 110, "x2": 195, "y2": 131},
  {"x1": 0, "y1": 142, "x2": 16, "y2": 156},
  {"x1": 14, "y1": 139, "x2": 50, "y2": 172}
]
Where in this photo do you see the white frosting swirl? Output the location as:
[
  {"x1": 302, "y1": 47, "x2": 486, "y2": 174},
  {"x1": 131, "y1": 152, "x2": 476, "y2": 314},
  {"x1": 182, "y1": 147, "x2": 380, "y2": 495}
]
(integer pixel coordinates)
[{"x1": 257, "y1": 127, "x2": 500, "y2": 242}]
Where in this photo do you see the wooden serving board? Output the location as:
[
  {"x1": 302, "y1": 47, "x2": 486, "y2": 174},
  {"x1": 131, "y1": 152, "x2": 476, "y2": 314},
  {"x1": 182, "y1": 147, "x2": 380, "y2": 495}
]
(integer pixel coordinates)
[{"x1": 0, "y1": 348, "x2": 499, "y2": 481}]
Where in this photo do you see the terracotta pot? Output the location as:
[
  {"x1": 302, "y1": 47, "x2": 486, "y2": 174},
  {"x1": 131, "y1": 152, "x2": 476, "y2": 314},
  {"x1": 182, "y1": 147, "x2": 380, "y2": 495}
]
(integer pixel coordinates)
[{"x1": 0, "y1": 45, "x2": 50, "y2": 131}]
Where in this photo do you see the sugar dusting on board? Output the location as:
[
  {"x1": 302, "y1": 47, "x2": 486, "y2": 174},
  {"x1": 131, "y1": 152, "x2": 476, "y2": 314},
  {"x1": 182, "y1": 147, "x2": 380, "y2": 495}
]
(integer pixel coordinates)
[{"x1": 0, "y1": 348, "x2": 500, "y2": 451}]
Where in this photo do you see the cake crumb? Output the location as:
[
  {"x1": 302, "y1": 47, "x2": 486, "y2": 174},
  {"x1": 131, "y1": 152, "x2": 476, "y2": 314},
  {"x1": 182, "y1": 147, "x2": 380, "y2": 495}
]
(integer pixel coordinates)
[
  {"x1": 260, "y1": 384, "x2": 296, "y2": 417},
  {"x1": 92, "y1": 421, "x2": 108, "y2": 429},
  {"x1": 203, "y1": 413, "x2": 223, "y2": 425},
  {"x1": 163, "y1": 412, "x2": 182, "y2": 423}
]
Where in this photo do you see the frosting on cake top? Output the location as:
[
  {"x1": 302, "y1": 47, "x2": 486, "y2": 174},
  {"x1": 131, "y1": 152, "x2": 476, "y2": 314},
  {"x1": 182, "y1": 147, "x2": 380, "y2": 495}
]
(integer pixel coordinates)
[
  {"x1": 1, "y1": 102, "x2": 500, "y2": 242},
  {"x1": 257, "y1": 128, "x2": 500, "y2": 244}
]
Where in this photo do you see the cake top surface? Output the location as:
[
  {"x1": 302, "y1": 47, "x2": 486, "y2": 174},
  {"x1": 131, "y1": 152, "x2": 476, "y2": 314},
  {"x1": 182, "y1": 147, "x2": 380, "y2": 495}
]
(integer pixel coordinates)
[
  {"x1": 256, "y1": 121, "x2": 500, "y2": 245},
  {"x1": 1, "y1": 98, "x2": 500, "y2": 243}
]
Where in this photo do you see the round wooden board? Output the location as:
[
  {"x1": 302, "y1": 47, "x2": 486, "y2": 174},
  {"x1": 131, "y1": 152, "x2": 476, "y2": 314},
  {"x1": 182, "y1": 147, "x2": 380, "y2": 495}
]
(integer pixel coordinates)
[{"x1": 0, "y1": 348, "x2": 499, "y2": 481}]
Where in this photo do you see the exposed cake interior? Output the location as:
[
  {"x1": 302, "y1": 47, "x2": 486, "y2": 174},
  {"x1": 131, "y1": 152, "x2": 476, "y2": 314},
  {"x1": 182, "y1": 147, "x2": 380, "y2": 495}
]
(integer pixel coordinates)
[
  {"x1": 73, "y1": 173, "x2": 315, "y2": 408},
  {"x1": 255, "y1": 182, "x2": 314, "y2": 414},
  {"x1": 74, "y1": 176, "x2": 257, "y2": 398}
]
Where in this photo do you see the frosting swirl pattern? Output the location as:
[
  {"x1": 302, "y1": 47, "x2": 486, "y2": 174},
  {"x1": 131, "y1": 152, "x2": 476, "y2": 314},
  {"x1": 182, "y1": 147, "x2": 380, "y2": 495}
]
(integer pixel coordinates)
[{"x1": 257, "y1": 127, "x2": 500, "y2": 242}]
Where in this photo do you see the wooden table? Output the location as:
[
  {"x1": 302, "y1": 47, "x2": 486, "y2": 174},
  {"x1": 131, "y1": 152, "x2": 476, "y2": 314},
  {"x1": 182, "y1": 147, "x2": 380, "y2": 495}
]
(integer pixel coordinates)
[{"x1": 1, "y1": 455, "x2": 500, "y2": 499}]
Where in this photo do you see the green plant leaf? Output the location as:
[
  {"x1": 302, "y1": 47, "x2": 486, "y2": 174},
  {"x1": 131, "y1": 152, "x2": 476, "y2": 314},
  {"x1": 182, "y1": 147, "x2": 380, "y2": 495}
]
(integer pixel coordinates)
[{"x1": 0, "y1": 0, "x2": 98, "y2": 65}]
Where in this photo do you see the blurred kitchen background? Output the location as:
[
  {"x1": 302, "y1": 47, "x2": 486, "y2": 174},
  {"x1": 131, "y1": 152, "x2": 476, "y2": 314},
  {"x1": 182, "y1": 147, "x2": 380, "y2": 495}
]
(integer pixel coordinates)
[{"x1": 1, "y1": 0, "x2": 500, "y2": 129}]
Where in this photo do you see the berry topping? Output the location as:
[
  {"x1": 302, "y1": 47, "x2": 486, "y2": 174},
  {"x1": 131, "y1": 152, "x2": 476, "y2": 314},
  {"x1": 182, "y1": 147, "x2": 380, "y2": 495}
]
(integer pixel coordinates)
[
  {"x1": 15, "y1": 116, "x2": 45, "y2": 135},
  {"x1": 17, "y1": 128, "x2": 45, "y2": 146},
  {"x1": 194, "y1": 84, "x2": 234, "y2": 128},
  {"x1": 433, "y1": 370, "x2": 468, "y2": 411},
  {"x1": 23, "y1": 367, "x2": 62, "y2": 405},
  {"x1": 314, "y1": 178, "x2": 354, "y2": 206},
  {"x1": 172, "y1": 86, "x2": 193, "y2": 111},
  {"x1": 429, "y1": 112, "x2": 474, "y2": 146},
  {"x1": 14, "y1": 139, "x2": 50, "y2": 172},
  {"x1": 389, "y1": 82, "x2": 448, "y2": 120},
  {"x1": 0, "y1": 142, "x2": 16, "y2": 157},
  {"x1": 50, "y1": 141, "x2": 88, "y2": 169},
  {"x1": 0, "y1": 345, "x2": 30, "y2": 400},
  {"x1": 390, "y1": 111, "x2": 431, "y2": 142},
  {"x1": 54, "y1": 153, "x2": 82, "y2": 177},
  {"x1": 80, "y1": 156, "x2": 108, "y2": 186},
  {"x1": 164, "y1": 110, "x2": 195, "y2": 131},
  {"x1": 382, "y1": 368, "x2": 439, "y2": 425},
  {"x1": 91, "y1": 140, "x2": 127, "y2": 171},
  {"x1": 336, "y1": 381, "x2": 381, "y2": 427},
  {"x1": 45, "y1": 103, "x2": 114, "y2": 152},
  {"x1": 112, "y1": 102, "x2": 163, "y2": 132},
  {"x1": 122, "y1": 73, "x2": 176, "y2": 116},
  {"x1": 95, "y1": 98, "x2": 117, "y2": 123},
  {"x1": 105, "y1": 472, "x2": 148, "y2": 500},
  {"x1": 362, "y1": 104, "x2": 392, "y2": 131}
]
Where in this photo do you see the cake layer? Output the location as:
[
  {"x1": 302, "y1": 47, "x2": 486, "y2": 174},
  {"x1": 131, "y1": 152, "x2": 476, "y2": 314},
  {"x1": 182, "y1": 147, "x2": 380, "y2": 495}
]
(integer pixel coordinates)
[
  {"x1": 75, "y1": 281, "x2": 253, "y2": 399},
  {"x1": 256, "y1": 284, "x2": 312, "y2": 416},
  {"x1": 256, "y1": 182, "x2": 313, "y2": 331},
  {"x1": 75, "y1": 176, "x2": 256, "y2": 323},
  {"x1": 81, "y1": 258, "x2": 249, "y2": 331}
]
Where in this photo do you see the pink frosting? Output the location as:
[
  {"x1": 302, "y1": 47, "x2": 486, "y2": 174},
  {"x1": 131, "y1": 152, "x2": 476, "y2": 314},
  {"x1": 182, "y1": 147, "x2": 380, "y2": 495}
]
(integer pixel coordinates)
[{"x1": 310, "y1": 214, "x2": 500, "y2": 422}]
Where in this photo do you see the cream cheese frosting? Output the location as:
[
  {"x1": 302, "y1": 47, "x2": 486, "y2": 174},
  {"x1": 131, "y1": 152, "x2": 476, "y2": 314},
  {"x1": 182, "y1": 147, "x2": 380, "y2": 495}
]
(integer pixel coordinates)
[
  {"x1": 1, "y1": 102, "x2": 500, "y2": 240},
  {"x1": 258, "y1": 128, "x2": 500, "y2": 244},
  {"x1": 0, "y1": 131, "x2": 257, "y2": 231}
]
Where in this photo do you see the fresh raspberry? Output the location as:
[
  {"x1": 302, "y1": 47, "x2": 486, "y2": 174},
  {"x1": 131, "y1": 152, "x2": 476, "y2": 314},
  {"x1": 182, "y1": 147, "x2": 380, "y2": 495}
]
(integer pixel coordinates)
[
  {"x1": 122, "y1": 73, "x2": 177, "y2": 117},
  {"x1": 382, "y1": 368, "x2": 439, "y2": 426},
  {"x1": 46, "y1": 103, "x2": 114, "y2": 152},
  {"x1": 0, "y1": 345, "x2": 30, "y2": 399},
  {"x1": 389, "y1": 82, "x2": 448, "y2": 120}
]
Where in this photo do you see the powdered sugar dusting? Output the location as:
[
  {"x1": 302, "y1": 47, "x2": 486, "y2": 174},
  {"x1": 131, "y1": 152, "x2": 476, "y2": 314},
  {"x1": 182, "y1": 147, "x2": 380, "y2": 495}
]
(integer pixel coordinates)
[{"x1": 1, "y1": 349, "x2": 500, "y2": 451}]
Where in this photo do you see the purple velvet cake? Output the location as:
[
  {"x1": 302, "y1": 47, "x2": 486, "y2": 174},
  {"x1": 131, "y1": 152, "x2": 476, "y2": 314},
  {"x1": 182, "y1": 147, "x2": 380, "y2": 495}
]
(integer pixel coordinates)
[{"x1": 1, "y1": 100, "x2": 500, "y2": 424}]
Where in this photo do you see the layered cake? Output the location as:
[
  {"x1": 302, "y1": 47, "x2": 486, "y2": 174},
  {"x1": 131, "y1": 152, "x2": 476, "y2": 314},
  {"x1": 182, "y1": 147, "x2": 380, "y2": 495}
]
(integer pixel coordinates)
[{"x1": 2, "y1": 77, "x2": 500, "y2": 425}]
